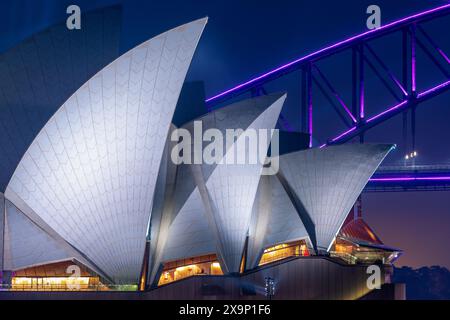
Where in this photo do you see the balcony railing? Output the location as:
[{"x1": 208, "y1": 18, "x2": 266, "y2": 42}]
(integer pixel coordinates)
[{"x1": 0, "y1": 283, "x2": 138, "y2": 292}]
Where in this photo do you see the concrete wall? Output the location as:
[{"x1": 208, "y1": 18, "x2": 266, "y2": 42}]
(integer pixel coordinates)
[
  {"x1": 144, "y1": 256, "x2": 385, "y2": 300},
  {"x1": 360, "y1": 283, "x2": 406, "y2": 300},
  {"x1": 0, "y1": 256, "x2": 396, "y2": 300}
]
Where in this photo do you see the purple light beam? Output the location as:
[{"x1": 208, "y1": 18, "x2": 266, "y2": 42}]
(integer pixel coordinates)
[
  {"x1": 370, "y1": 176, "x2": 450, "y2": 182},
  {"x1": 206, "y1": 4, "x2": 450, "y2": 104}
]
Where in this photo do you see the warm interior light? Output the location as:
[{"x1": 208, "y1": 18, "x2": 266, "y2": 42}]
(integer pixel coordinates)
[
  {"x1": 332, "y1": 237, "x2": 398, "y2": 265},
  {"x1": 158, "y1": 257, "x2": 223, "y2": 286},
  {"x1": 11, "y1": 276, "x2": 94, "y2": 291},
  {"x1": 259, "y1": 240, "x2": 309, "y2": 266},
  {"x1": 210, "y1": 262, "x2": 223, "y2": 275}
]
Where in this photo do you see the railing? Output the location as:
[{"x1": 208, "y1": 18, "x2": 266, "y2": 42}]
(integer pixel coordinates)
[
  {"x1": 0, "y1": 283, "x2": 139, "y2": 292},
  {"x1": 329, "y1": 252, "x2": 358, "y2": 265}
]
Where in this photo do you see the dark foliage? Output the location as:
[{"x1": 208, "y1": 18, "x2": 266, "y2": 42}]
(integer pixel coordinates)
[{"x1": 393, "y1": 266, "x2": 450, "y2": 300}]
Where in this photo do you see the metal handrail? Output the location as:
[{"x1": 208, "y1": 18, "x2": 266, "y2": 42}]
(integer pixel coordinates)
[{"x1": 0, "y1": 283, "x2": 138, "y2": 292}]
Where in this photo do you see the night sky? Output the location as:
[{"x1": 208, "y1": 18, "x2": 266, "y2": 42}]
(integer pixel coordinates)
[{"x1": 1, "y1": 0, "x2": 449, "y2": 269}]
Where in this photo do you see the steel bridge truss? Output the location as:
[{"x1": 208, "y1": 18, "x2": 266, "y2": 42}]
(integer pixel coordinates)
[
  {"x1": 366, "y1": 165, "x2": 450, "y2": 192},
  {"x1": 205, "y1": 4, "x2": 450, "y2": 150}
]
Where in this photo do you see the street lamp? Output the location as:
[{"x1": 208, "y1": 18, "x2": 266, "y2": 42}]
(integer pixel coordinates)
[{"x1": 405, "y1": 150, "x2": 418, "y2": 161}]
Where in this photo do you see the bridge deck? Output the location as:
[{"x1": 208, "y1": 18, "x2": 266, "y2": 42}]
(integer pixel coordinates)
[{"x1": 366, "y1": 165, "x2": 450, "y2": 192}]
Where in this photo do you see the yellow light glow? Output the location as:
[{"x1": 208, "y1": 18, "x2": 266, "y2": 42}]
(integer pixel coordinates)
[
  {"x1": 259, "y1": 241, "x2": 309, "y2": 266},
  {"x1": 175, "y1": 264, "x2": 196, "y2": 272},
  {"x1": 11, "y1": 277, "x2": 93, "y2": 291},
  {"x1": 263, "y1": 243, "x2": 287, "y2": 253},
  {"x1": 210, "y1": 261, "x2": 223, "y2": 275},
  {"x1": 158, "y1": 260, "x2": 223, "y2": 286},
  {"x1": 335, "y1": 244, "x2": 353, "y2": 254},
  {"x1": 364, "y1": 226, "x2": 378, "y2": 242}
]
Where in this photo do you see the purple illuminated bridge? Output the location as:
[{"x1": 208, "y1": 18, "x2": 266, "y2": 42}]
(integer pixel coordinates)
[
  {"x1": 205, "y1": 4, "x2": 450, "y2": 191},
  {"x1": 366, "y1": 165, "x2": 450, "y2": 192}
]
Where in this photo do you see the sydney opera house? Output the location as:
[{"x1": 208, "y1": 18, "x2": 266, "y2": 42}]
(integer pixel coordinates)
[{"x1": 0, "y1": 7, "x2": 403, "y2": 299}]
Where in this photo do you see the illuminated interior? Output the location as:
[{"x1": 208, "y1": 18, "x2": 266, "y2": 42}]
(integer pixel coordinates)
[
  {"x1": 10, "y1": 261, "x2": 107, "y2": 291},
  {"x1": 158, "y1": 254, "x2": 223, "y2": 286},
  {"x1": 259, "y1": 240, "x2": 310, "y2": 266},
  {"x1": 139, "y1": 242, "x2": 150, "y2": 291},
  {"x1": 11, "y1": 276, "x2": 97, "y2": 291},
  {"x1": 330, "y1": 237, "x2": 399, "y2": 265}
]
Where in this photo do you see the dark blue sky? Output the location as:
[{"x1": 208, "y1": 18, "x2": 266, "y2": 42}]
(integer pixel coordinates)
[{"x1": 1, "y1": 0, "x2": 449, "y2": 268}]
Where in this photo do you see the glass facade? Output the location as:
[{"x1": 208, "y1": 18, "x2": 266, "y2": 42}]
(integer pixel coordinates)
[
  {"x1": 330, "y1": 237, "x2": 399, "y2": 265},
  {"x1": 9, "y1": 261, "x2": 107, "y2": 291},
  {"x1": 158, "y1": 254, "x2": 223, "y2": 286},
  {"x1": 11, "y1": 276, "x2": 104, "y2": 291},
  {"x1": 259, "y1": 240, "x2": 310, "y2": 266}
]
